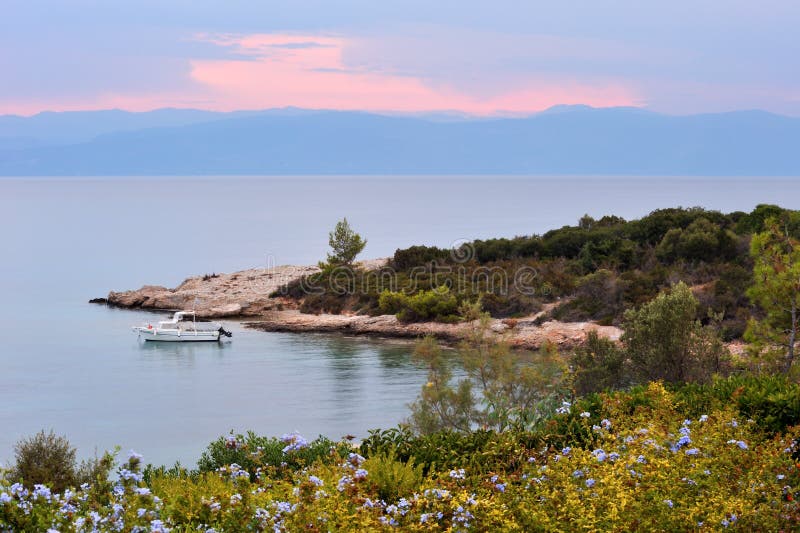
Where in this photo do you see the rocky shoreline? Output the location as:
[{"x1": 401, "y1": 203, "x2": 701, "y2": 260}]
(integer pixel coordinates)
[
  {"x1": 245, "y1": 309, "x2": 621, "y2": 350},
  {"x1": 96, "y1": 260, "x2": 622, "y2": 349}
]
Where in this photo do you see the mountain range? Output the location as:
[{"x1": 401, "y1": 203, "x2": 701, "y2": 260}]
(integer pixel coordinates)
[{"x1": 0, "y1": 106, "x2": 798, "y2": 176}]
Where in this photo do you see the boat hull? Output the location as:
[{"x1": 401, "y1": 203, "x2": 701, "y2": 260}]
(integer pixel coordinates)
[{"x1": 135, "y1": 329, "x2": 220, "y2": 342}]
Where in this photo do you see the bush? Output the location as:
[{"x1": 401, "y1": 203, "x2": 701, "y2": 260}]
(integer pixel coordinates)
[
  {"x1": 197, "y1": 431, "x2": 348, "y2": 478},
  {"x1": 622, "y1": 282, "x2": 728, "y2": 384},
  {"x1": 361, "y1": 449, "x2": 423, "y2": 501},
  {"x1": 655, "y1": 217, "x2": 738, "y2": 263},
  {"x1": 391, "y1": 245, "x2": 450, "y2": 270},
  {"x1": 8, "y1": 430, "x2": 111, "y2": 493},
  {"x1": 378, "y1": 287, "x2": 460, "y2": 322},
  {"x1": 571, "y1": 331, "x2": 627, "y2": 395},
  {"x1": 552, "y1": 269, "x2": 623, "y2": 324}
]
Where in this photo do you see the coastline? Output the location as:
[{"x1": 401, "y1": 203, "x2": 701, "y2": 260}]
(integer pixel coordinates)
[{"x1": 96, "y1": 260, "x2": 622, "y2": 349}]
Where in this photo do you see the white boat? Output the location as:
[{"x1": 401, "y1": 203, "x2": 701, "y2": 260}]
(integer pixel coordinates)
[{"x1": 132, "y1": 311, "x2": 232, "y2": 342}]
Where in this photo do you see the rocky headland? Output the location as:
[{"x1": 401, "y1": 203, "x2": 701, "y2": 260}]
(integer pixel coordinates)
[{"x1": 97, "y1": 260, "x2": 622, "y2": 350}]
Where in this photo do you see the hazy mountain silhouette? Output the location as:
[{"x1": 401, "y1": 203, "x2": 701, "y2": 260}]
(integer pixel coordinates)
[{"x1": 0, "y1": 106, "x2": 797, "y2": 176}]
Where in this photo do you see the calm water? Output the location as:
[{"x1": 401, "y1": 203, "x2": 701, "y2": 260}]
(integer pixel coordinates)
[{"x1": 1, "y1": 175, "x2": 799, "y2": 467}]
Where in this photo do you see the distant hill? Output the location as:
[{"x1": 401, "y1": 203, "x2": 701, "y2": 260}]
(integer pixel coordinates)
[{"x1": 0, "y1": 106, "x2": 798, "y2": 176}]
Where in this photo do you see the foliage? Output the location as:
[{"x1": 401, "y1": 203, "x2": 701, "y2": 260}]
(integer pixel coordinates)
[
  {"x1": 378, "y1": 287, "x2": 461, "y2": 323},
  {"x1": 4, "y1": 379, "x2": 800, "y2": 531},
  {"x1": 8, "y1": 430, "x2": 113, "y2": 494},
  {"x1": 390, "y1": 245, "x2": 450, "y2": 270},
  {"x1": 273, "y1": 206, "x2": 793, "y2": 338},
  {"x1": 323, "y1": 217, "x2": 366, "y2": 267},
  {"x1": 407, "y1": 315, "x2": 567, "y2": 434},
  {"x1": 361, "y1": 449, "x2": 423, "y2": 501},
  {"x1": 571, "y1": 331, "x2": 627, "y2": 395},
  {"x1": 745, "y1": 217, "x2": 800, "y2": 373},
  {"x1": 197, "y1": 432, "x2": 348, "y2": 479},
  {"x1": 622, "y1": 282, "x2": 728, "y2": 383},
  {"x1": 551, "y1": 269, "x2": 624, "y2": 324},
  {"x1": 655, "y1": 216, "x2": 739, "y2": 263}
]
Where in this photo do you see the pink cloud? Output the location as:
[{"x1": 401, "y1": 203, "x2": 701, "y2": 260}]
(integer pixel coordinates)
[
  {"x1": 189, "y1": 33, "x2": 640, "y2": 115},
  {"x1": 0, "y1": 32, "x2": 640, "y2": 116}
]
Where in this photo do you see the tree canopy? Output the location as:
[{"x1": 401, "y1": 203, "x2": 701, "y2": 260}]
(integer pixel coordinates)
[{"x1": 324, "y1": 217, "x2": 367, "y2": 267}]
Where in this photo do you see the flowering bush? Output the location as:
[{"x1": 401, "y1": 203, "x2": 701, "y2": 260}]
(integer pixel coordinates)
[{"x1": 3, "y1": 381, "x2": 800, "y2": 531}]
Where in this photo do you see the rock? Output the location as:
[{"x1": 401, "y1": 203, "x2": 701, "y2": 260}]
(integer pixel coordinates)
[
  {"x1": 491, "y1": 322, "x2": 510, "y2": 333},
  {"x1": 246, "y1": 310, "x2": 623, "y2": 350},
  {"x1": 206, "y1": 303, "x2": 243, "y2": 317}
]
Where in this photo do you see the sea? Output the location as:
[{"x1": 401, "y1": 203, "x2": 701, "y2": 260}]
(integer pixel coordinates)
[{"x1": 1, "y1": 175, "x2": 798, "y2": 467}]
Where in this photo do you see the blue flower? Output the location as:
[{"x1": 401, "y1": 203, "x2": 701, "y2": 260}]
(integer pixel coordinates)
[
  {"x1": 664, "y1": 499, "x2": 673, "y2": 508},
  {"x1": 280, "y1": 432, "x2": 309, "y2": 453},
  {"x1": 449, "y1": 468, "x2": 466, "y2": 479},
  {"x1": 150, "y1": 519, "x2": 169, "y2": 533},
  {"x1": 685, "y1": 448, "x2": 700, "y2": 456},
  {"x1": 128, "y1": 449, "x2": 143, "y2": 462},
  {"x1": 561, "y1": 447, "x2": 572, "y2": 456},
  {"x1": 32, "y1": 484, "x2": 52, "y2": 501},
  {"x1": 556, "y1": 401, "x2": 572, "y2": 415},
  {"x1": 585, "y1": 478, "x2": 596, "y2": 488},
  {"x1": 274, "y1": 501, "x2": 294, "y2": 514},
  {"x1": 348, "y1": 452, "x2": 366, "y2": 466},
  {"x1": 308, "y1": 475, "x2": 324, "y2": 487},
  {"x1": 337, "y1": 475, "x2": 352, "y2": 492},
  {"x1": 592, "y1": 448, "x2": 607, "y2": 462}
]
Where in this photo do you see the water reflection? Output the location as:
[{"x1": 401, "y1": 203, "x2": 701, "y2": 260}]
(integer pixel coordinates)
[{"x1": 135, "y1": 337, "x2": 232, "y2": 367}]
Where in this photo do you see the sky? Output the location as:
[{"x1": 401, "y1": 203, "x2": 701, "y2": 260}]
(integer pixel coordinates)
[{"x1": 2, "y1": 1, "x2": 799, "y2": 117}]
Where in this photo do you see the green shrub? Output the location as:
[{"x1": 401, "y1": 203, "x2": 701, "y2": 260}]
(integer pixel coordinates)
[
  {"x1": 378, "y1": 287, "x2": 460, "y2": 322},
  {"x1": 8, "y1": 430, "x2": 111, "y2": 493},
  {"x1": 197, "y1": 432, "x2": 347, "y2": 477},
  {"x1": 359, "y1": 426, "x2": 529, "y2": 475},
  {"x1": 10, "y1": 430, "x2": 77, "y2": 492},
  {"x1": 391, "y1": 245, "x2": 450, "y2": 269},
  {"x1": 622, "y1": 282, "x2": 728, "y2": 383},
  {"x1": 571, "y1": 331, "x2": 627, "y2": 395},
  {"x1": 361, "y1": 449, "x2": 423, "y2": 501}
]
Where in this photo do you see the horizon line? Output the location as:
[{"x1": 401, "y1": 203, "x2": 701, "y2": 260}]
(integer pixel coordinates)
[{"x1": 1, "y1": 104, "x2": 795, "y2": 120}]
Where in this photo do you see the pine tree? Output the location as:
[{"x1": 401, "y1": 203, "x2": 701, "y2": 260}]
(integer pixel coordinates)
[{"x1": 745, "y1": 219, "x2": 800, "y2": 373}]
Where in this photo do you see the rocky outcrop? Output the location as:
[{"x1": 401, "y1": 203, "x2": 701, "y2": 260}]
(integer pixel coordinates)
[
  {"x1": 100, "y1": 259, "x2": 389, "y2": 318},
  {"x1": 102, "y1": 265, "x2": 321, "y2": 318},
  {"x1": 98, "y1": 258, "x2": 623, "y2": 349},
  {"x1": 246, "y1": 310, "x2": 622, "y2": 350}
]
